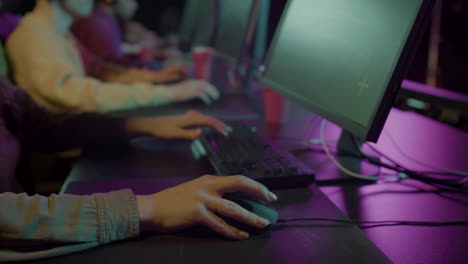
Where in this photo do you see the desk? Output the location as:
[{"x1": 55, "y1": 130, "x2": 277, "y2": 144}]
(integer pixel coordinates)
[
  {"x1": 58, "y1": 94, "x2": 468, "y2": 263},
  {"x1": 273, "y1": 101, "x2": 468, "y2": 264},
  {"x1": 317, "y1": 108, "x2": 468, "y2": 264},
  {"x1": 43, "y1": 184, "x2": 390, "y2": 264}
]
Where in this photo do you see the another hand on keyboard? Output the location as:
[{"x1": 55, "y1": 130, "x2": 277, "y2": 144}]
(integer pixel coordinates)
[
  {"x1": 170, "y1": 79, "x2": 220, "y2": 105},
  {"x1": 152, "y1": 65, "x2": 188, "y2": 83},
  {"x1": 125, "y1": 110, "x2": 231, "y2": 140}
]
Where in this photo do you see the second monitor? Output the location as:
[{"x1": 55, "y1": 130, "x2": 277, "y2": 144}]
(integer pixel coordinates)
[{"x1": 261, "y1": 0, "x2": 435, "y2": 142}]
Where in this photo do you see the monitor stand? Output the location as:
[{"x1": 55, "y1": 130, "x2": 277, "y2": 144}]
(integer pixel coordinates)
[{"x1": 318, "y1": 131, "x2": 381, "y2": 185}]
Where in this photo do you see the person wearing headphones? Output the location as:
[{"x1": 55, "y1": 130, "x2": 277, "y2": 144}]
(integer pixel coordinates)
[
  {"x1": 72, "y1": 0, "x2": 165, "y2": 66},
  {"x1": 6, "y1": 0, "x2": 219, "y2": 114}
]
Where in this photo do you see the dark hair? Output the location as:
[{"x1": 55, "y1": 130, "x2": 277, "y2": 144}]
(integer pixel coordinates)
[
  {"x1": 13, "y1": 0, "x2": 34, "y2": 14},
  {"x1": 1, "y1": 0, "x2": 23, "y2": 12}
]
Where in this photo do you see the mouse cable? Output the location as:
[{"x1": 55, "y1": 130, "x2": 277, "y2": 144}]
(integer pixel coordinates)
[{"x1": 276, "y1": 218, "x2": 468, "y2": 228}]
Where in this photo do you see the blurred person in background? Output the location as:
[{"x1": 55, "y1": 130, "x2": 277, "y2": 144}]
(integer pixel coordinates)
[
  {"x1": 6, "y1": 0, "x2": 219, "y2": 115},
  {"x1": 116, "y1": 0, "x2": 166, "y2": 55},
  {"x1": 72, "y1": 0, "x2": 167, "y2": 67}
]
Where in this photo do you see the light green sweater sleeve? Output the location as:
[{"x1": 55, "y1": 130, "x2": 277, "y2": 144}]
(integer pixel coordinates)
[
  {"x1": 6, "y1": 13, "x2": 173, "y2": 114},
  {"x1": 0, "y1": 189, "x2": 140, "y2": 262}
]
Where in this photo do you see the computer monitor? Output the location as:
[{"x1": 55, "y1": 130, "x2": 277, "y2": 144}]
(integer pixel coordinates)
[
  {"x1": 178, "y1": 0, "x2": 199, "y2": 45},
  {"x1": 193, "y1": 0, "x2": 217, "y2": 46},
  {"x1": 260, "y1": 0, "x2": 435, "y2": 142},
  {"x1": 213, "y1": 0, "x2": 260, "y2": 62},
  {"x1": 178, "y1": 0, "x2": 216, "y2": 48}
]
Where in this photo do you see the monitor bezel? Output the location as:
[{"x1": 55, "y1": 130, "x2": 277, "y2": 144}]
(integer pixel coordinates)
[{"x1": 260, "y1": 0, "x2": 435, "y2": 142}]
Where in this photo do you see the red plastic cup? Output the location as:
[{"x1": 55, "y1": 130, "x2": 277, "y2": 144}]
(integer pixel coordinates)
[
  {"x1": 192, "y1": 46, "x2": 213, "y2": 80},
  {"x1": 264, "y1": 87, "x2": 285, "y2": 124},
  {"x1": 139, "y1": 44, "x2": 153, "y2": 62}
]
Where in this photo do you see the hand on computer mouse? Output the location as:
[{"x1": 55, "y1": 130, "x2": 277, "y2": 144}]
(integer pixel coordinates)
[
  {"x1": 136, "y1": 175, "x2": 278, "y2": 240},
  {"x1": 125, "y1": 110, "x2": 231, "y2": 140},
  {"x1": 170, "y1": 80, "x2": 220, "y2": 105}
]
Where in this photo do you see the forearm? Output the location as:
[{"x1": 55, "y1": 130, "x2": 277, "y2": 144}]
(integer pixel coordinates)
[
  {"x1": 0, "y1": 190, "x2": 139, "y2": 241},
  {"x1": 2, "y1": 76, "x2": 144, "y2": 152},
  {"x1": 0, "y1": 190, "x2": 140, "y2": 261},
  {"x1": 100, "y1": 67, "x2": 158, "y2": 84},
  {"x1": 22, "y1": 107, "x2": 131, "y2": 152},
  {"x1": 30, "y1": 73, "x2": 173, "y2": 114}
]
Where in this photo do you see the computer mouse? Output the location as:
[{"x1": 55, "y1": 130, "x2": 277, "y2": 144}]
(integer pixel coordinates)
[
  {"x1": 222, "y1": 193, "x2": 279, "y2": 235},
  {"x1": 178, "y1": 194, "x2": 278, "y2": 239}
]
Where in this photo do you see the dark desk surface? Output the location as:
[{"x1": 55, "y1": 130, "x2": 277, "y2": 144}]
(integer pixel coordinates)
[
  {"x1": 60, "y1": 96, "x2": 468, "y2": 264},
  {"x1": 46, "y1": 184, "x2": 390, "y2": 264},
  {"x1": 57, "y1": 139, "x2": 391, "y2": 263}
]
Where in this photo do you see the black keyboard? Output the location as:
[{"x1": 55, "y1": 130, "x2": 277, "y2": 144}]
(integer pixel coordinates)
[{"x1": 193, "y1": 125, "x2": 315, "y2": 189}]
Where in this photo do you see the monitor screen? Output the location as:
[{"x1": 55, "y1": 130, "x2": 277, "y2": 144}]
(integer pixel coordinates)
[
  {"x1": 261, "y1": 0, "x2": 433, "y2": 142},
  {"x1": 213, "y1": 0, "x2": 256, "y2": 61},
  {"x1": 179, "y1": 0, "x2": 216, "y2": 46},
  {"x1": 178, "y1": 0, "x2": 199, "y2": 43},
  {"x1": 193, "y1": 0, "x2": 216, "y2": 46}
]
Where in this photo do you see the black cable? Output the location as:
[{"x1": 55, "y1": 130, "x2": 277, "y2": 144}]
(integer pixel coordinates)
[
  {"x1": 291, "y1": 137, "x2": 467, "y2": 192},
  {"x1": 349, "y1": 137, "x2": 467, "y2": 191},
  {"x1": 295, "y1": 136, "x2": 446, "y2": 178},
  {"x1": 356, "y1": 140, "x2": 406, "y2": 170},
  {"x1": 404, "y1": 171, "x2": 466, "y2": 189},
  {"x1": 361, "y1": 138, "x2": 467, "y2": 178},
  {"x1": 323, "y1": 146, "x2": 466, "y2": 192},
  {"x1": 416, "y1": 170, "x2": 468, "y2": 178},
  {"x1": 344, "y1": 151, "x2": 465, "y2": 192},
  {"x1": 277, "y1": 218, "x2": 468, "y2": 227},
  {"x1": 346, "y1": 146, "x2": 460, "y2": 188},
  {"x1": 421, "y1": 181, "x2": 468, "y2": 195}
]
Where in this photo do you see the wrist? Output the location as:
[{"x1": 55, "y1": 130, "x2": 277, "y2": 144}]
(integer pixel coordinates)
[
  {"x1": 136, "y1": 195, "x2": 153, "y2": 232},
  {"x1": 133, "y1": 68, "x2": 159, "y2": 83},
  {"x1": 124, "y1": 118, "x2": 152, "y2": 137},
  {"x1": 166, "y1": 86, "x2": 176, "y2": 103},
  {"x1": 168, "y1": 84, "x2": 182, "y2": 102},
  {"x1": 150, "y1": 72, "x2": 164, "y2": 83}
]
